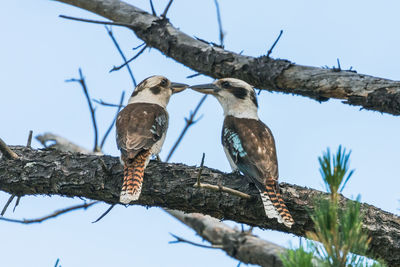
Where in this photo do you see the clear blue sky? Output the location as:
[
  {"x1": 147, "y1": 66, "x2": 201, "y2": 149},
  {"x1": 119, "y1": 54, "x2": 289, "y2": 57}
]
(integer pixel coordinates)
[{"x1": 1, "y1": 0, "x2": 400, "y2": 266}]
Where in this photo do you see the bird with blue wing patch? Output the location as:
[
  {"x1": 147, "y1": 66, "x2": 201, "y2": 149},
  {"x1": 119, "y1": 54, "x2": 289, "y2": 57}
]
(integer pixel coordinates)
[{"x1": 190, "y1": 78, "x2": 294, "y2": 228}]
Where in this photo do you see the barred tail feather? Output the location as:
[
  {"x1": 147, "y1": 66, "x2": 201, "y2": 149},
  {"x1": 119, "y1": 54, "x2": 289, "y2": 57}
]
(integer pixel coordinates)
[
  {"x1": 275, "y1": 188, "x2": 295, "y2": 228},
  {"x1": 259, "y1": 189, "x2": 284, "y2": 224},
  {"x1": 120, "y1": 150, "x2": 151, "y2": 204},
  {"x1": 261, "y1": 182, "x2": 294, "y2": 228}
]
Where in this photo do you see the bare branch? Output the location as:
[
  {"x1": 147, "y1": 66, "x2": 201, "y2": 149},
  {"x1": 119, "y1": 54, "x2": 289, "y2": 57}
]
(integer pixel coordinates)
[
  {"x1": 55, "y1": 0, "x2": 400, "y2": 115},
  {"x1": 105, "y1": 26, "x2": 137, "y2": 87},
  {"x1": 149, "y1": 0, "x2": 157, "y2": 16},
  {"x1": 109, "y1": 45, "x2": 148, "y2": 73},
  {"x1": 13, "y1": 196, "x2": 21, "y2": 213},
  {"x1": 26, "y1": 130, "x2": 33, "y2": 148},
  {"x1": 167, "y1": 209, "x2": 286, "y2": 267},
  {"x1": 214, "y1": 0, "x2": 224, "y2": 47},
  {"x1": 34, "y1": 132, "x2": 284, "y2": 266},
  {"x1": 92, "y1": 204, "x2": 115, "y2": 223},
  {"x1": 92, "y1": 99, "x2": 125, "y2": 108},
  {"x1": 0, "y1": 201, "x2": 99, "y2": 224},
  {"x1": 35, "y1": 133, "x2": 95, "y2": 154},
  {"x1": 161, "y1": 0, "x2": 174, "y2": 18},
  {"x1": 132, "y1": 42, "x2": 146, "y2": 51},
  {"x1": 186, "y1": 73, "x2": 202, "y2": 79},
  {"x1": 194, "y1": 182, "x2": 252, "y2": 200},
  {"x1": 196, "y1": 153, "x2": 205, "y2": 187},
  {"x1": 100, "y1": 91, "x2": 125, "y2": 149},
  {"x1": 165, "y1": 95, "x2": 207, "y2": 162},
  {"x1": 1, "y1": 146, "x2": 398, "y2": 264},
  {"x1": 169, "y1": 233, "x2": 222, "y2": 249},
  {"x1": 266, "y1": 30, "x2": 283, "y2": 58},
  {"x1": 1, "y1": 194, "x2": 15, "y2": 216},
  {"x1": 59, "y1": 15, "x2": 132, "y2": 27},
  {"x1": 0, "y1": 138, "x2": 19, "y2": 160},
  {"x1": 66, "y1": 69, "x2": 100, "y2": 152}
]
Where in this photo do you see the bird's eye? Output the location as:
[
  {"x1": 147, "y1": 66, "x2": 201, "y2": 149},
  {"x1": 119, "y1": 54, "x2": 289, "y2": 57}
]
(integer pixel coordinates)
[
  {"x1": 160, "y1": 79, "x2": 168, "y2": 86},
  {"x1": 221, "y1": 81, "x2": 230, "y2": 88}
]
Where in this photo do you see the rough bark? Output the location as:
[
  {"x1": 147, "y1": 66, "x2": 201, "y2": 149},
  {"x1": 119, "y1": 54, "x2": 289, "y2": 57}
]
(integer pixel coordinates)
[
  {"x1": 36, "y1": 133, "x2": 95, "y2": 154},
  {"x1": 0, "y1": 146, "x2": 399, "y2": 265},
  {"x1": 37, "y1": 132, "x2": 286, "y2": 266},
  {"x1": 54, "y1": 0, "x2": 400, "y2": 115},
  {"x1": 166, "y1": 209, "x2": 285, "y2": 267}
]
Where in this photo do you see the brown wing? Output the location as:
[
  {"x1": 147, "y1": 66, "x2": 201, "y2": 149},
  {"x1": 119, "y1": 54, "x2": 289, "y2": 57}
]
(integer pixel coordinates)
[
  {"x1": 116, "y1": 103, "x2": 168, "y2": 159},
  {"x1": 222, "y1": 116, "x2": 278, "y2": 189}
]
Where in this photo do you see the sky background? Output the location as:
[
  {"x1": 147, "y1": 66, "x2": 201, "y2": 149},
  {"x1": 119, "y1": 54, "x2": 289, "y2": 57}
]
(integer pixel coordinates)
[{"x1": 1, "y1": 0, "x2": 400, "y2": 266}]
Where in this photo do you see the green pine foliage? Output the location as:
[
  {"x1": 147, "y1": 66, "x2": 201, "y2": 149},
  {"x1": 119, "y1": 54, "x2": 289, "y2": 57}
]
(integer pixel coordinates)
[
  {"x1": 280, "y1": 146, "x2": 386, "y2": 267},
  {"x1": 280, "y1": 243, "x2": 314, "y2": 267}
]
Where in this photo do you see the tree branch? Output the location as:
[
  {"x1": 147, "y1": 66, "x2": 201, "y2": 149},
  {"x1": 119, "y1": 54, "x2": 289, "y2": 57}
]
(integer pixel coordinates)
[
  {"x1": 35, "y1": 132, "x2": 95, "y2": 154},
  {"x1": 0, "y1": 138, "x2": 19, "y2": 160},
  {"x1": 55, "y1": 0, "x2": 400, "y2": 115},
  {"x1": 0, "y1": 146, "x2": 399, "y2": 265},
  {"x1": 166, "y1": 209, "x2": 285, "y2": 267},
  {"x1": 0, "y1": 201, "x2": 98, "y2": 224},
  {"x1": 66, "y1": 69, "x2": 100, "y2": 152},
  {"x1": 105, "y1": 26, "x2": 137, "y2": 87},
  {"x1": 34, "y1": 133, "x2": 285, "y2": 265}
]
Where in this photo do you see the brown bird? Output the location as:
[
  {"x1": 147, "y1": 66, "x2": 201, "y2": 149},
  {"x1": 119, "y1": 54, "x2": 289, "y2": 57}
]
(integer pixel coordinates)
[
  {"x1": 116, "y1": 75, "x2": 188, "y2": 204},
  {"x1": 190, "y1": 78, "x2": 294, "y2": 228}
]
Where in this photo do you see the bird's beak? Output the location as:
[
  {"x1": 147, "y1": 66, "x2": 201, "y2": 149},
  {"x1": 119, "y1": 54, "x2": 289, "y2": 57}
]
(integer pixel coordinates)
[
  {"x1": 170, "y1": 82, "x2": 189, "y2": 94},
  {"x1": 190, "y1": 83, "x2": 220, "y2": 95}
]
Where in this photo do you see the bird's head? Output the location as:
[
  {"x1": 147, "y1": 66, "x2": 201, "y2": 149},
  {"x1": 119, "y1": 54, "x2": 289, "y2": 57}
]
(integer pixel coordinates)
[
  {"x1": 128, "y1": 75, "x2": 188, "y2": 108},
  {"x1": 190, "y1": 78, "x2": 259, "y2": 119}
]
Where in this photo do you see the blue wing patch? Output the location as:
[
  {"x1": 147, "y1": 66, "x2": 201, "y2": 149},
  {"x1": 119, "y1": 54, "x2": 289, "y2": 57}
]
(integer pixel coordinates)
[{"x1": 223, "y1": 128, "x2": 247, "y2": 158}]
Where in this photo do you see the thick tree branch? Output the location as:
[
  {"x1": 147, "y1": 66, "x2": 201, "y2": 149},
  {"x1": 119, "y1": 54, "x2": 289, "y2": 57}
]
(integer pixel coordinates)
[
  {"x1": 35, "y1": 133, "x2": 283, "y2": 265},
  {"x1": 166, "y1": 209, "x2": 285, "y2": 267},
  {"x1": 56, "y1": 0, "x2": 400, "y2": 115},
  {"x1": 0, "y1": 146, "x2": 399, "y2": 265}
]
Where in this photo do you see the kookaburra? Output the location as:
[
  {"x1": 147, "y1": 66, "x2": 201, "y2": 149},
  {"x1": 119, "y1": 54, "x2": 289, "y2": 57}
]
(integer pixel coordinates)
[
  {"x1": 116, "y1": 75, "x2": 188, "y2": 204},
  {"x1": 190, "y1": 78, "x2": 294, "y2": 228}
]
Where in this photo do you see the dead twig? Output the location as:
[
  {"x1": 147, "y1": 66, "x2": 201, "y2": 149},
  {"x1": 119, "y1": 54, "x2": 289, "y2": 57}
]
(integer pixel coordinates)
[
  {"x1": 1, "y1": 194, "x2": 16, "y2": 216},
  {"x1": 214, "y1": 0, "x2": 224, "y2": 47},
  {"x1": 93, "y1": 99, "x2": 125, "y2": 108},
  {"x1": 186, "y1": 73, "x2": 201, "y2": 79},
  {"x1": 36, "y1": 133, "x2": 93, "y2": 154},
  {"x1": 0, "y1": 201, "x2": 99, "y2": 224},
  {"x1": 196, "y1": 153, "x2": 206, "y2": 187},
  {"x1": 149, "y1": 0, "x2": 157, "y2": 16},
  {"x1": 194, "y1": 182, "x2": 251, "y2": 200},
  {"x1": 322, "y1": 58, "x2": 356, "y2": 73},
  {"x1": 59, "y1": 15, "x2": 132, "y2": 28},
  {"x1": 266, "y1": 30, "x2": 283, "y2": 58},
  {"x1": 13, "y1": 196, "x2": 21, "y2": 213},
  {"x1": 165, "y1": 95, "x2": 207, "y2": 162},
  {"x1": 26, "y1": 130, "x2": 33, "y2": 148},
  {"x1": 105, "y1": 26, "x2": 137, "y2": 87},
  {"x1": 132, "y1": 43, "x2": 146, "y2": 51},
  {"x1": 110, "y1": 45, "x2": 148, "y2": 73},
  {"x1": 0, "y1": 138, "x2": 19, "y2": 160},
  {"x1": 334, "y1": 58, "x2": 342, "y2": 72},
  {"x1": 92, "y1": 204, "x2": 116, "y2": 223},
  {"x1": 100, "y1": 91, "x2": 125, "y2": 149},
  {"x1": 161, "y1": 0, "x2": 174, "y2": 18},
  {"x1": 66, "y1": 69, "x2": 100, "y2": 152},
  {"x1": 169, "y1": 233, "x2": 222, "y2": 249}
]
